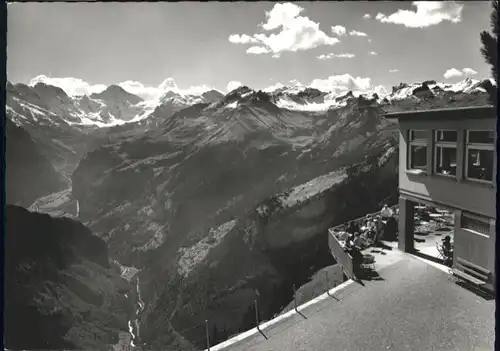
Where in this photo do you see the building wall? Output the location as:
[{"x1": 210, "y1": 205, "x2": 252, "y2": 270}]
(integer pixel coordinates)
[
  {"x1": 454, "y1": 210, "x2": 495, "y2": 280},
  {"x1": 398, "y1": 117, "x2": 496, "y2": 218},
  {"x1": 396, "y1": 115, "x2": 496, "y2": 280}
]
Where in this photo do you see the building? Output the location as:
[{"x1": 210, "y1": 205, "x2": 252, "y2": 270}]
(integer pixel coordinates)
[{"x1": 384, "y1": 105, "x2": 496, "y2": 291}]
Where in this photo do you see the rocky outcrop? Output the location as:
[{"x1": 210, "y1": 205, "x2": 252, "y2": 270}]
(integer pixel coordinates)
[{"x1": 5, "y1": 119, "x2": 67, "y2": 207}]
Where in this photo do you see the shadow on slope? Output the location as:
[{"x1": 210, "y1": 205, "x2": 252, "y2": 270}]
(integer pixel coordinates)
[
  {"x1": 4, "y1": 205, "x2": 133, "y2": 350},
  {"x1": 5, "y1": 119, "x2": 68, "y2": 207}
]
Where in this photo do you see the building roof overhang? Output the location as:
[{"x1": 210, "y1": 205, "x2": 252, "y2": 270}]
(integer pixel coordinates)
[{"x1": 383, "y1": 105, "x2": 496, "y2": 121}]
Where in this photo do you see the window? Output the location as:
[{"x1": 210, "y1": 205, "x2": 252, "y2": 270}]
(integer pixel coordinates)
[
  {"x1": 434, "y1": 130, "x2": 458, "y2": 176},
  {"x1": 461, "y1": 212, "x2": 490, "y2": 236},
  {"x1": 408, "y1": 130, "x2": 428, "y2": 171},
  {"x1": 465, "y1": 130, "x2": 495, "y2": 182}
]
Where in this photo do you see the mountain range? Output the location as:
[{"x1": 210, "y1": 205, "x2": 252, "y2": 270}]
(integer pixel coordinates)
[
  {"x1": 4, "y1": 75, "x2": 495, "y2": 350},
  {"x1": 7, "y1": 77, "x2": 495, "y2": 127}
]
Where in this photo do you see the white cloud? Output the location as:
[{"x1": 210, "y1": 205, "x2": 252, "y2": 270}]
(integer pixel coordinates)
[
  {"x1": 331, "y1": 25, "x2": 347, "y2": 36},
  {"x1": 29, "y1": 75, "x2": 106, "y2": 96},
  {"x1": 158, "y1": 77, "x2": 178, "y2": 92},
  {"x1": 227, "y1": 81, "x2": 243, "y2": 92},
  {"x1": 375, "y1": 1, "x2": 463, "y2": 28},
  {"x1": 27, "y1": 75, "x2": 218, "y2": 101},
  {"x1": 317, "y1": 53, "x2": 356, "y2": 60},
  {"x1": 373, "y1": 85, "x2": 388, "y2": 97},
  {"x1": 120, "y1": 78, "x2": 216, "y2": 100},
  {"x1": 289, "y1": 79, "x2": 304, "y2": 87},
  {"x1": 309, "y1": 74, "x2": 372, "y2": 93},
  {"x1": 443, "y1": 68, "x2": 463, "y2": 79},
  {"x1": 363, "y1": 13, "x2": 371, "y2": 19},
  {"x1": 247, "y1": 46, "x2": 270, "y2": 54},
  {"x1": 263, "y1": 75, "x2": 386, "y2": 97},
  {"x1": 369, "y1": 51, "x2": 378, "y2": 55},
  {"x1": 442, "y1": 67, "x2": 478, "y2": 80},
  {"x1": 118, "y1": 81, "x2": 160, "y2": 101},
  {"x1": 349, "y1": 30, "x2": 368, "y2": 37},
  {"x1": 462, "y1": 68, "x2": 478, "y2": 76},
  {"x1": 228, "y1": 2, "x2": 339, "y2": 56},
  {"x1": 389, "y1": 69, "x2": 400, "y2": 73},
  {"x1": 228, "y1": 34, "x2": 260, "y2": 44}
]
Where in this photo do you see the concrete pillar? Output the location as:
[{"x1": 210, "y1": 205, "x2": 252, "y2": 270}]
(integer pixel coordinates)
[
  {"x1": 453, "y1": 210, "x2": 462, "y2": 267},
  {"x1": 398, "y1": 196, "x2": 415, "y2": 252},
  {"x1": 426, "y1": 129, "x2": 434, "y2": 175},
  {"x1": 456, "y1": 129, "x2": 465, "y2": 181},
  {"x1": 489, "y1": 218, "x2": 496, "y2": 287}
]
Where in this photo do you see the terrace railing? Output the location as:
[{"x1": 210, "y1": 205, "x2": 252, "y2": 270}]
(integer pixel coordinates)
[
  {"x1": 329, "y1": 205, "x2": 399, "y2": 233},
  {"x1": 327, "y1": 205, "x2": 399, "y2": 281},
  {"x1": 327, "y1": 229, "x2": 354, "y2": 280}
]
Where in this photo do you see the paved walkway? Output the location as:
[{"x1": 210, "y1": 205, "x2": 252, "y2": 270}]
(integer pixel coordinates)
[{"x1": 222, "y1": 255, "x2": 494, "y2": 351}]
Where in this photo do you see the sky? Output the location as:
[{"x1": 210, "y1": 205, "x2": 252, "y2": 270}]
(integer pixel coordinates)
[{"x1": 7, "y1": 1, "x2": 495, "y2": 99}]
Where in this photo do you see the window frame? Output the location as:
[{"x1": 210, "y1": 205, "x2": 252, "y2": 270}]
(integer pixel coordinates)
[
  {"x1": 465, "y1": 129, "x2": 495, "y2": 184},
  {"x1": 407, "y1": 129, "x2": 428, "y2": 172},
  {"x1": 433, "y1": 129, "x2": 458, "y2": 178},
  {"x1": 461, "y1": 211, "x2": 491, "y2": 238}
]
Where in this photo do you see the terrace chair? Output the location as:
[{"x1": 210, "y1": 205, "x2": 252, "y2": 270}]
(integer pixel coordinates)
[
  {"x1": 361, "y1": 254, "x2": 376, "y2": 271},
  {"x1": 436, "y1": 242, "x2": 454, "y2": 266},
  {"x1": 436, "y1": 242, "x2": 445, "y2": 260}
]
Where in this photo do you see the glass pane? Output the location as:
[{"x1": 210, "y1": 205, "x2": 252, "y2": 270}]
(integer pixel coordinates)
[
  {"x1": 468, "y1": 130, "x2": 494, "y2": 144},
  {"x1": 467, "y1": 148, "x2": 494, "y2": 181},
  {"x1": 410, "y1": 144, "x2": 427, "y2": 169},
  {"x1": 435, "y1": 146, "x2": 457, "y2": 176},
  {"x1": 410, "y1": 130, "x2": 427, "y2": 141},
  {"x1": 435, "y1": 130, "x2": 457, "y2": 142}
]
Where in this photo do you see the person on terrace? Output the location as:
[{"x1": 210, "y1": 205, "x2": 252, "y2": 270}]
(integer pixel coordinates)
[
  {"x1": 347, "y1": 220, "x2": 359, "y2": 234},
  {"x1": 348, "y1": 237, "x2": 366, "y2": 279},
  {"x1": 353, "y1": 232, "x2": 365, "y2": 249},
  {"x1": 380, "y1": 204, "x2": 394, "y2": 219},
  {"x1": 366, "y1": 215, "x2": 376, "y2": 232},
  {"x1": 441, "y1": 235, "x2": 454, "y2": 266}
]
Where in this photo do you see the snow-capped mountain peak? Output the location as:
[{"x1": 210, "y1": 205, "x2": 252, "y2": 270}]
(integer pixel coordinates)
[
  {"x1": 90, "y1": 85, "x2": 143, "y2": 105},
  {"x1": 386, "y1": 77, "x2": 495, "y2": 102},
  {"x1": 32, "y1": 82, "x2": 70, "y2": 100},
  {"x1": 201, "y1": 90, "x2": 225, "y2": 103}
]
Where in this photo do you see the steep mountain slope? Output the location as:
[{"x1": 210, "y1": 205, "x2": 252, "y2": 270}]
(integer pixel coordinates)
[
  {"x1": 5, "y1": 119, "x2": 67, "y2": 207},
  {"x1": 103, "y1": 89, "x2": 226, "y2": 136},
  {"x1": 6, "y1": 83, "x2": 103, "y2": 177},
  {"x1": 4, "y1": 205, "x2": 133, "y2": 350},
  {"x1": 6, "y1": 82, "x2": 153, "y2": 179},
  {"x1": 89, "y1": 85, "x2": 145, "y2": 122},
  {"x1": 6, "y1": 80, "x2": 227, "y2": 177},
  {"x1": 139, "y1": 144, "x2": 399, "y2": 349},
  {"x1": 7, "y1": 81, "x2": 147, "y2": 126}
]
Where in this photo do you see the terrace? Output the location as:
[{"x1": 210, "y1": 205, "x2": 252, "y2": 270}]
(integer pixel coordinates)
[{"x1": 207, "y1": 206, "x2": 494, "y2": 351}]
